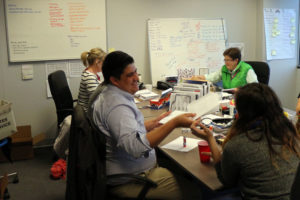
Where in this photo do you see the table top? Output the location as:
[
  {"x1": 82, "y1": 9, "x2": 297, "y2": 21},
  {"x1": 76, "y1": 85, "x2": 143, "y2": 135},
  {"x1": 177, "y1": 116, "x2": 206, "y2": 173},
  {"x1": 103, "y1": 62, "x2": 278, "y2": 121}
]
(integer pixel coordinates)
[
  {"x1": 158, "y1": 128, "x2": 223, "y2": 191},
  {"x1": 137, "y1": 89, "x2": 297, "y2": 191},
  {"x1": 137, "y1": 96, "x2": 168, "y2": 119},
  {"x1": 138, "y1": 89, "x2": 223, "y2": 191}
]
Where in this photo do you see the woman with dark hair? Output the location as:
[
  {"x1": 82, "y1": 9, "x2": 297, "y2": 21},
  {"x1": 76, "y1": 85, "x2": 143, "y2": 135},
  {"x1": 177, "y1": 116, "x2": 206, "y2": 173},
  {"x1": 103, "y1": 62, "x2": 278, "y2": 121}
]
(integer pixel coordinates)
[{"x1": 191, "y1": 83, "x2": 300, "y2": 200}]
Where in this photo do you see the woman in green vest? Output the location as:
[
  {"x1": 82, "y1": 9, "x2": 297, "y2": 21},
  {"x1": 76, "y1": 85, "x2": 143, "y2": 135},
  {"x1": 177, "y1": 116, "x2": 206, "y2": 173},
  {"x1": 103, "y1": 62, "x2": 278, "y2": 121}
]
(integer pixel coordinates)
[{"x1": 191, "y1": 47, "x2": 258, "y2": 89}]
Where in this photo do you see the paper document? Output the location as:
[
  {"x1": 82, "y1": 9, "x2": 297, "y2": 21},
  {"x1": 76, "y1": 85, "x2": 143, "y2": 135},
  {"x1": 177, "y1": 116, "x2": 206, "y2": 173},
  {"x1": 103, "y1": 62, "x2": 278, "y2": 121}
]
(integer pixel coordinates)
[
  {"x1": 69, "y1": 60, "x2": 83, "y2": 77},
  {"x1": 159, "y1": 110, "x2": 187, "y2": 124},
  {"x1": 22, "y1": 64, "x2": 34, "y2": 80},
  {"x1": 187, "y1": 93, "x2": 219, "y2": 119},
  {"x1": 161, "y1": 136, "x2": 202, "y2": 152}
]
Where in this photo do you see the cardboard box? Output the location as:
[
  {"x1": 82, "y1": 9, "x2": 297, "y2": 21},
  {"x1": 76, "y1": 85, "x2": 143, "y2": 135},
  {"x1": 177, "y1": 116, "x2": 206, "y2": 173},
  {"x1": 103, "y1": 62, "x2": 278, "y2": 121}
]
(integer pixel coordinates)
[
  {"x1": 0, "y1": 100, "x2": 17, "y2": 140},
  {"x1": 0, "y1": 125, "x2": 34, "y2": 162}
]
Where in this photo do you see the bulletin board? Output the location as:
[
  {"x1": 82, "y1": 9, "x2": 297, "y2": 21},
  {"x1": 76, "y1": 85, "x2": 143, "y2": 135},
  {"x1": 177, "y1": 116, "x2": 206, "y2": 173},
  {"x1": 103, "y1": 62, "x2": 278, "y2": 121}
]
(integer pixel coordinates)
[
  {"x1": 263, "y1": 8, "x2": 296, "y2": 60},
  {"x1": 148, "y1": 18, "x2": 227, "y2": 85},
  {"x1": 4, "y1": 0, "x2": 107, "y2": 62}
]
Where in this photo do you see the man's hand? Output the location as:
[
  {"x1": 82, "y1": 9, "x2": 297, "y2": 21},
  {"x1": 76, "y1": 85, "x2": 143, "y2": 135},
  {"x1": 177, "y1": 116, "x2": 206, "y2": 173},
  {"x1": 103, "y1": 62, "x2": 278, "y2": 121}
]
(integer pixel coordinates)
[
  {"x1": 173, "y1": 113, "x2": 196, "y2": 127},
  {"x1": 144, "y1": 111, "x2": 171, "y2": 131},
  {"x1": 190, "y1": 75, "x2": 206, "y2": 81}
]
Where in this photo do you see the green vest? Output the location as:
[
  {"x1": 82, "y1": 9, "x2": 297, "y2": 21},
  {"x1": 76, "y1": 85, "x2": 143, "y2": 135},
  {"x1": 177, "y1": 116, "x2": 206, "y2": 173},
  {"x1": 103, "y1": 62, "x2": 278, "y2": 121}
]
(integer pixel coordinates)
[{"x1": 221, "y1": 61, "x2": 252, "y2": 89}]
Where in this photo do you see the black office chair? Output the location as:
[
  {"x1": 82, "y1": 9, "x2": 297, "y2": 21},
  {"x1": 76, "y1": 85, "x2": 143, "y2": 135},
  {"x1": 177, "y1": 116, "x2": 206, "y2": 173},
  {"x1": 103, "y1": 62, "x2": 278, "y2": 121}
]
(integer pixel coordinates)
[
  {"x1": 48, "y1": 70, "x2": 76, "y2": 128},
  {"x1": 290, "y1": 163, "x2": 300, "y2": 200},
  {"x1": 245, "y1": 61, "x2": 270, "y2": 85},
  {"x1": 66, "y1": 104, "x2": 157, "y2": 200}
]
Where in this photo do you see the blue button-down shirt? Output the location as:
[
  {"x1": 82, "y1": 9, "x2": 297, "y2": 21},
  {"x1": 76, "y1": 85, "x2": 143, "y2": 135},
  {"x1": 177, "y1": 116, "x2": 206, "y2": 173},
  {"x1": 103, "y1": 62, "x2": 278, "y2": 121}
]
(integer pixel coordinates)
[{"x1": 92, "y1": 84, "x2": 156, "y2": 184}]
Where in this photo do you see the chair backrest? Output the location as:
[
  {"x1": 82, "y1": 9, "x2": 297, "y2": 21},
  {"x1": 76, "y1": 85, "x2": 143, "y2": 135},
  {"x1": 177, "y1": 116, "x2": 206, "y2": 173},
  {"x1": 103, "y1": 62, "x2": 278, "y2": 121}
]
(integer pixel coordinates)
[
  {"x1": 48, "y1": 70, "x2": 74, "y2": 126},
  {"x1": 245, "y1": 61, "x2": 270, "y2": 85},
  {"x1": 87, "y1": 83, "x2": 107, "y2": 121},
  {"x1": 66, "y1": 104, "x2": 106, "y2": 200}
]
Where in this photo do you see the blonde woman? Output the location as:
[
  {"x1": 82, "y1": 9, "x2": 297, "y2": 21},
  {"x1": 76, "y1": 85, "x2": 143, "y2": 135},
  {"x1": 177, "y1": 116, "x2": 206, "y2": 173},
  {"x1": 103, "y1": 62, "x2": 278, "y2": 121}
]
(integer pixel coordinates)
[{"x1": 78, "y1": 48, "x2": 106, "y2": 112}]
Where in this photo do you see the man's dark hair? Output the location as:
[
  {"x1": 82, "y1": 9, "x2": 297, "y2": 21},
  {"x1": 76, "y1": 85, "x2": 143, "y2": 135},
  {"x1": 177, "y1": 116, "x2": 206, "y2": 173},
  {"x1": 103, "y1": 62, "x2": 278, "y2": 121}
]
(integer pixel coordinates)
[
  {"x1": 223, "y1": 47, "x2": 241, "y2": 63},
  {"x1": 102, "y1": 51, "x2": 134, "y2": 84}
]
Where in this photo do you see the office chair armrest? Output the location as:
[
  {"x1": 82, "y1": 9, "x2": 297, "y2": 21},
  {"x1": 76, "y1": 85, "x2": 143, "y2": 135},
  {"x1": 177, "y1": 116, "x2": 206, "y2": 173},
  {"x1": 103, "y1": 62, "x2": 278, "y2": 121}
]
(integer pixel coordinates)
[{"x1": 108, "y1": 173, "x2": 157, "y2": 199}]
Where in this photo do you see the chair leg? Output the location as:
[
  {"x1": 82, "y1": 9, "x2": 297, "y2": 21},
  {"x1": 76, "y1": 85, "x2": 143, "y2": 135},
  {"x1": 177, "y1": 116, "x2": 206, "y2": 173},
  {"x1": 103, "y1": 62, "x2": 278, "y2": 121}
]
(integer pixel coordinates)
[
  {"x1": 0, "y1": 173, "x2": 18, "y2": 184},
  {"x1": 0, "y1": 174, "x2": 8, "y2": 199},
  {"x1": 3, "y1": 188, "x2": 9, "y2": 199}
]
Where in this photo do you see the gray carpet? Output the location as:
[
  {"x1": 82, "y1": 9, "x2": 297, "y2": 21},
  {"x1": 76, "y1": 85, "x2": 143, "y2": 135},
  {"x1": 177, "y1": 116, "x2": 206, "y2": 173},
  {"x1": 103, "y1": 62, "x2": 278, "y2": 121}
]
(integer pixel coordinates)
[{"x1": 0, "y1": 147, "x2": 66, "y2": 200}]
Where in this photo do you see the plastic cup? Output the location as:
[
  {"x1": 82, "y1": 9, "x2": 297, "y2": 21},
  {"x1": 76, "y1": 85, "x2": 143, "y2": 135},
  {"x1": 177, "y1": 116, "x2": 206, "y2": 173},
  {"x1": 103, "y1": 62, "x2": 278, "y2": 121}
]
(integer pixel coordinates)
[{"x1": 198, "y1": 140, "x2": 211, "y2": 163}]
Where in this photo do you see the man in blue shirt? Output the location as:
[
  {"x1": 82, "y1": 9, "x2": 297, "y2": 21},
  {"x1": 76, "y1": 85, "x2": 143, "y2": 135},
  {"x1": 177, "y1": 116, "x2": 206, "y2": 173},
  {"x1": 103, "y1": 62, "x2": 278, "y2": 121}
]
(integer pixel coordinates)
[{"x1": 91, "y1": 51, "x2": 196, "y2": 199}]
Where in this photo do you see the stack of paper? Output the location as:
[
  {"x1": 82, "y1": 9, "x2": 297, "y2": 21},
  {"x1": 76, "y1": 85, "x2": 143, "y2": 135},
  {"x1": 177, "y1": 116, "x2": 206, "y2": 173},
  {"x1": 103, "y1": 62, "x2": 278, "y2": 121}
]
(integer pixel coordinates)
[
  {"x1": 160, "y1": 93, "x2": 220, "y2": 124},
  {"x1": 135, "y1": 89, "x2": 159, "y2": 100}
]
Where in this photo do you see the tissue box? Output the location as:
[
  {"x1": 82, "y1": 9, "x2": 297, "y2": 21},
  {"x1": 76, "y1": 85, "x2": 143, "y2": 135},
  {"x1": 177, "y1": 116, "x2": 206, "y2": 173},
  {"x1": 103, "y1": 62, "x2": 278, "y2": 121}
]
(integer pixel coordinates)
[{"x1": 0, "y1": 100, "x2": 17, "y2": 140}]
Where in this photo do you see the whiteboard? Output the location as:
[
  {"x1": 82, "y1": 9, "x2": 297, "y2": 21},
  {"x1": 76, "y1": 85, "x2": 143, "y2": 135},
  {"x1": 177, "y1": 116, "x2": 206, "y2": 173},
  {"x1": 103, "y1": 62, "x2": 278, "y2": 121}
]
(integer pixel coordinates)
[
  {"x1": 4, "y1": 0, "x2": 106, "y2": 62},
  {"x1": 148, "y1": 18, "x2": 227, "y2": 85}
]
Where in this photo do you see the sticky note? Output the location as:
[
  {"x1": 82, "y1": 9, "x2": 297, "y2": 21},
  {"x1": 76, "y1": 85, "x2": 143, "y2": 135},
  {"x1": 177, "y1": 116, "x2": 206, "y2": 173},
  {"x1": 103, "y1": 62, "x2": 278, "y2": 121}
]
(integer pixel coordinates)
[
  {"x1": 108, "y1": 48, "x2": 115, "y2": 53},
  {"x1": 290, "y1": 33, "x2": 295, "y2": 38},
  {"x1": 291, "y1": 39, "x2": 296, "y2": 44},
  {"x1": 274, "y1": 18, "x2": 279, "y2": 23},
  {"x1": 271, "y1": 50, "x2": 277, "y2": 56}
]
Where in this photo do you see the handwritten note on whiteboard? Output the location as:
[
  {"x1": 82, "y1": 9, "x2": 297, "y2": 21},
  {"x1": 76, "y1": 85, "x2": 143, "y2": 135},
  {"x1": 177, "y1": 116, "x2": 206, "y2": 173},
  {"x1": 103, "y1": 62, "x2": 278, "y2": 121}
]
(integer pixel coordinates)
[
  {"x1": 148, "y1": 18, "x2": 227, "y2": 85},
  {"x1": 4, "y1": 0, "x2": 106, "y2": 62}
]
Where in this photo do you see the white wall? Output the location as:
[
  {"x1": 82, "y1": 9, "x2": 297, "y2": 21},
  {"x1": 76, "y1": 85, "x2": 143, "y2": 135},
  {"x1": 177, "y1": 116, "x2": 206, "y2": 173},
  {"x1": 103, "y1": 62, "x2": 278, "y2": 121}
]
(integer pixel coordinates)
[
  {"x1": 0, "y1": 0, "x2": 298, "y2": 140},
  {"x1": 0, "y1": 0, "x2": 81, "y2": 139},
  {"x1": 262, "y1": 0, "x2": 299, "y2": 109},
  {"x1": 106, "y1": 0, "x2": 258, "y2": 84}
]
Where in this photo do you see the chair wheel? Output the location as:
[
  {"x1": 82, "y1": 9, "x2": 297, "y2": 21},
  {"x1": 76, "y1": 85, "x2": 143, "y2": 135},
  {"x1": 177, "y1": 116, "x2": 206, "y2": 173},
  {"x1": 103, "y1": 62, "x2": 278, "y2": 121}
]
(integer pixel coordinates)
[{"x1": 3, "y1": 188, "x2": 10, "y2": 199}]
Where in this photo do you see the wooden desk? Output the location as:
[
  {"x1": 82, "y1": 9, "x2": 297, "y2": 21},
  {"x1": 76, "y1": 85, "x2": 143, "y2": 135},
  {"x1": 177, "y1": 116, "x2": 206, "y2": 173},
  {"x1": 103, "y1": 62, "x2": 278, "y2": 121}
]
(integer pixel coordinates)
[
  {"x1": 138, "y1": 99, "x2": 167, "y2": 119},
  {"x1": 158, "y1": 128, "x2": 223, "y2": 191},
  {"x1": 138, "y1": 90, "x2": 223, "y2": 191}
]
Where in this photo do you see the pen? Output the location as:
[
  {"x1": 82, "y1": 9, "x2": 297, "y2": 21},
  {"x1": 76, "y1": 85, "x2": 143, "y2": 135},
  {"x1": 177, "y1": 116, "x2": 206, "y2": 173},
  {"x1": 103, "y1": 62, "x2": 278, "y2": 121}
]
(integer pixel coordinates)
[{"x1": 183, "y1": 136, "x2": 186, "y2": 148}]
